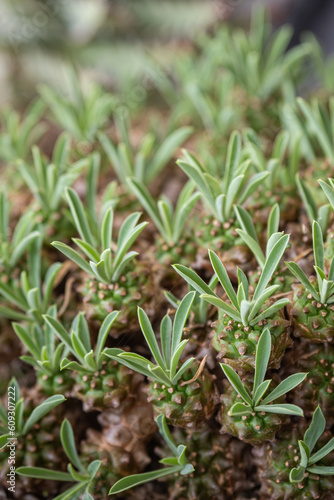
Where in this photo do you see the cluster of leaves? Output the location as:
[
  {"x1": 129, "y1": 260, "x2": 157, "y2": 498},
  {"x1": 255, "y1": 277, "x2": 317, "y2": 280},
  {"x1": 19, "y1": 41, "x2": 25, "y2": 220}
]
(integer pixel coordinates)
[
  {"x1": 290, "y1": 407, "x2": 334, "y2": 482},
  {"x1": 17, "y1": 419, "x2": 101, "y2": 500},
  {"x1": 178, "y1": 132, "x2": 269, "y2": 223},
  {"x1": 44, "y1": 311, "x2": 120, "y2": 374},
  {"x1": 174, "y1": 234, "x2": 289, "y2": 327},
  {"x1": 286, "y1": 221, "x2": 334, "y2": 304},
  {"x1": 17, "y1": 133, "x2": 88, "y2": 221},
  {"x1": 106, "y1": 292, "x2": 196, "y2": 386},
  {"x1": 221, "y1": 328, "x2": 306, "y2": 417},
  {"x1": 0, "y1": 236, "x2": 61, "y2": 324},
  {"x1": 17, "y1": 415, "x2": 194, "y2": 498},
  {"x1": 0, "y1": 100, "x2": 46, "y2": 164},
  {"x1": 52, "y1": 186, "x2": 147, "y2": 284},
  {"x1": 39, "y1": 67, "x2": 115, "y2": 143},
  {"x1": 99, "y1": 112, "x2": 192, "y2": 186},
  {"x1": 0, "y1": 379, "x2": 65, "y2": 449},
  {"x1": 128, "y1": 179, "x2": 200, "y2": 245}
]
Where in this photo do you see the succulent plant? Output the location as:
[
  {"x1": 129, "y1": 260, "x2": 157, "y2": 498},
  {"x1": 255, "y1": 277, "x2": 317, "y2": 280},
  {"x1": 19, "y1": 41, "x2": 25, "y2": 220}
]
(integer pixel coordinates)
[
  {"x1": 286, "y1": 221, "x2": 334, "y2": 342},
  {"x1": 106, "y1": 292, "x2": 218, "y2": 428},
  {"x1": 174, "y1": 237, "x2": 291, "y2": 371}
]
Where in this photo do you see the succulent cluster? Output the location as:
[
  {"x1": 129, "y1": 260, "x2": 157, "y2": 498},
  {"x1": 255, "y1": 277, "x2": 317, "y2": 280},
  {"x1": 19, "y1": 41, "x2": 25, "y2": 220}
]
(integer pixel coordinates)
[{"x1": 1, "y1": 6, "x2": 334, "y2": 500}]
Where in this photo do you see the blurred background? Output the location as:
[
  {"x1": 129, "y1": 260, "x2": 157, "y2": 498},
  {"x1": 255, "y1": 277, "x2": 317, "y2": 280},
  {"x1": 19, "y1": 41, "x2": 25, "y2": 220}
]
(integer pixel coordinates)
[{"x1": 0, "y1": 0, "x2": 333, "y2": 109}]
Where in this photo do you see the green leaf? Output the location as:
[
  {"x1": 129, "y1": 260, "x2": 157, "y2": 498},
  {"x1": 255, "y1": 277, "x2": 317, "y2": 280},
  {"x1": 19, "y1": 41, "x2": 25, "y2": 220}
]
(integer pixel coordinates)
[
  {"x1": 253, "y1": 234, "x2": 289, "y2": 301},
  {"x1": 253, "y1": 328, "x2": 271, "y2": 394},
  {"x1": 285, "y1": 261, "x2": 318, "y2": 300},
  {"x1": 309, "y1": 438, "x2": 334, "y2": 465},
  {"x1": 109, "y1": 466, "x2": 182, "y2": 495},
  {"x1": 127, "y1": 179, "x2": 165, "y2": 237},
  {"x1": 170, "y1": 340, "x2": 188, "y2": 381},
  {"x1": 23, "y1": 395, "x2": 65, "y2": 434},
  {"x1": 53, "y1": 483, "x2": 87, "y2": 500},
  {"x1": 237, "y1": 268, "x2": 249, "y2": 300},
  {"x1": 229, "y1": 402, "x2": 252, "y2": 416},
  {"x1": 261, "y1": 373, "x2": 307, "y2": 405},
  {"x1": 253, "y1": 379, "x2": 271, "y2": 406},
  {"x1": 72, "y1": 239, "x2": 100, "y2": 263},
  {"x1": 224, "y1": 174, "x2": 244, "y2": 220},
  {"x1": 115, "y1": 352, "x2": 156, "y2": 379},
  {"x1": 220, "y1": 364, "x2": 252, "y2": 405},
  {"x1": 200, "y1": 294, "x2": 241, "y2": 322},
  {"x1": 250, "y1": 298, "x2": 290, "y2": 325},
  {"x1": 298, "y1": 440, "x2": 310, "y2": 468},
  {"x1": 240, "y1": 299, "x2": 252, "y2": 325},
  {"x1": 304, "y1": 406, "x2": 325, "y2": 454},
  {"x1": 171, "y1": 291, "x2": 195, "y2": 356},
  {"x1": 247, "y1": 284, "x2": 279, "y2": 322},
  {"x1": 208, "y1": 250, "x2": 238, "y2": 309},
  {"x1": 138, "y1": 307, "x2": 165, "y2": 370},
  {"x1": 60, "y1": 419, "x2": 85, "y2": 473},
  {"x1": 65, "y1": 187, "x2": 93, "y2": 245},
  {"x1": 0, "y1": 434, "x2": 11, "y2": 450},
  {"x1": 95, "y1": 311, "x2": 119, "y2": 364},
  {"x1": 100, "y1": 207, "x2": 113, "y2": 251},
  {"x1": 296, "y1": 175, "x2": 317, "y2": 223},
  {"x1": 313, "y1": 221, "x2": 324, "y2": 272},
  {"x1": 236, "y1": 229, "x2": 265, "y2": 268},
  {"x1": 172, "y1": 357, "x2": 195, "y2": 385},
  {"x1": 12, "y1": 323, "x2": 40, "y2": 359},
  {"x1": 307, "y1": 465, "x2": 334, "y2": 475},
  {"x1": 289, "y1": 465, "x2": 306, "y2": 483},
  {"x1": 43, "y1": 315, "x2": 74, "y2": 354},
  {"x1": 319, "y1": 179, "x2": 334, "y2": 211},
  {"x1": 16, "y1": 467, "x2": 73, "y2": 482},
  {"x1": 52, "y1": 242, "x2": 93, "y2": 276},
  {"x1": 224, "y1": 131, "x2": 241, "y2": 186},
  {"x1": 172, "y1": 264, "x2": 215, "y2": 296},
  {"x1": 156, "y1": 414, "x2": 178, "y2": 455},
  {"x1": 254, "y1": 404, "x2": 304, "y2": 416},
  {"x1": 160, "y1": 315, "x2": 172, "y2": 369},
  {"x1": 148, "y1": 126, "x2": 193, "y2": 183},
  {"x1": 234, "y1": 205, "x2": 258, "y2": 242},
  {"x1": 267, "y1": 204, "x2": 280, "y2": 240}
]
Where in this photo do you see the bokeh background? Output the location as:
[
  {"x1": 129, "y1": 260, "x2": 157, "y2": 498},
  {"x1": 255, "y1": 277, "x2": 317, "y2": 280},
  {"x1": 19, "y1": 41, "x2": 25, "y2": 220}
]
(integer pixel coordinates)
[{"x1": 1, "y1": 0, "x2": 333, "y2": 109}]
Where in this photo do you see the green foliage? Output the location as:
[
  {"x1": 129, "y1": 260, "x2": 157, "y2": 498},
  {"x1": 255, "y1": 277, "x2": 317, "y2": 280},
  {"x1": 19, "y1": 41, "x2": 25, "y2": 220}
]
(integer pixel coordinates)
[
  {"x1": 243, "y1": 129, "x2": 301, "y2": 189},
  {"x1": 319, "y1": 177, "x2": 334, "y2": 211},
  {"x1": 295, "y1": 97, "x2": 334, "y2": 163},
  {"x1": 109, "y1": 415, "x2": 194, "y2": 494},
  {"x1": 0, "y1": 100, "x2": 46, "y2": 164},
  {"x1": 128, "y1": 178, "x2": 200, "y2": 245},
  {"x1": 99, "y1": 113, "x2": 192, "y2": 185},
  {"x1": 221, "y1": 329, "x2": 306, "y2": 417},
  {"x1": 235, "y1": 203, "x2": 280, "y2": 269},
  {"x1": 216, "y1": 8, "x2": 314, "y2": 100},
  {"x1": 43, "y1": 310, "x2": 120, "y2": 373},
  {"x1": 0, "y1": 378, "x2": 65, "y2": 450},
  {"x1": 105, "y1": 292, "x2": 196, "y2": 387},
  {"x1": 0, "y1": 236, "x2": 61, "y2": 324},
  {"x1": 0, "y1": 192, "x2": 40, "y2": 275},
  {"x1": 173, "y1": 236, "x2": 289, "y2": 327},
  {"x1": 164, "y1": 275, "x2": 218, "y2": 325},
  {"x1": 178, "y1": 132, "x2": 269, "y2": 223},
  {"x1": 13, "y1": 305, "x2": 68, "y2": 382},
  {"x1": 39, "y1": 67, "x2": 115, "y2": 142},
  {"x1": 17, "y1": 419, "x2": 101, "y2": 500},
  {"x1": 296, "y1": 175, "x2": 330, "y2": 234},
  {"x1": 17, "y1": 133, "x2": 87, "y2": 218},
  {"x1": 286, "y1": 221, "x2": 334, "y2": 304},
  {"x1": 290, "y1": 407, "x2": 334, "y2": 483},
  {"x1": 52, "y1": 184, "x2": 147, "y2": 284}
]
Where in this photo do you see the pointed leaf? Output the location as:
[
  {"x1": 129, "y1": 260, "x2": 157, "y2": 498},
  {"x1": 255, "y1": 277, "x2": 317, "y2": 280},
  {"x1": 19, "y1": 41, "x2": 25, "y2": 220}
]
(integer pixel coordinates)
[{"x1": 220, "y1": 364, "x2": 252, "y2": 405}]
